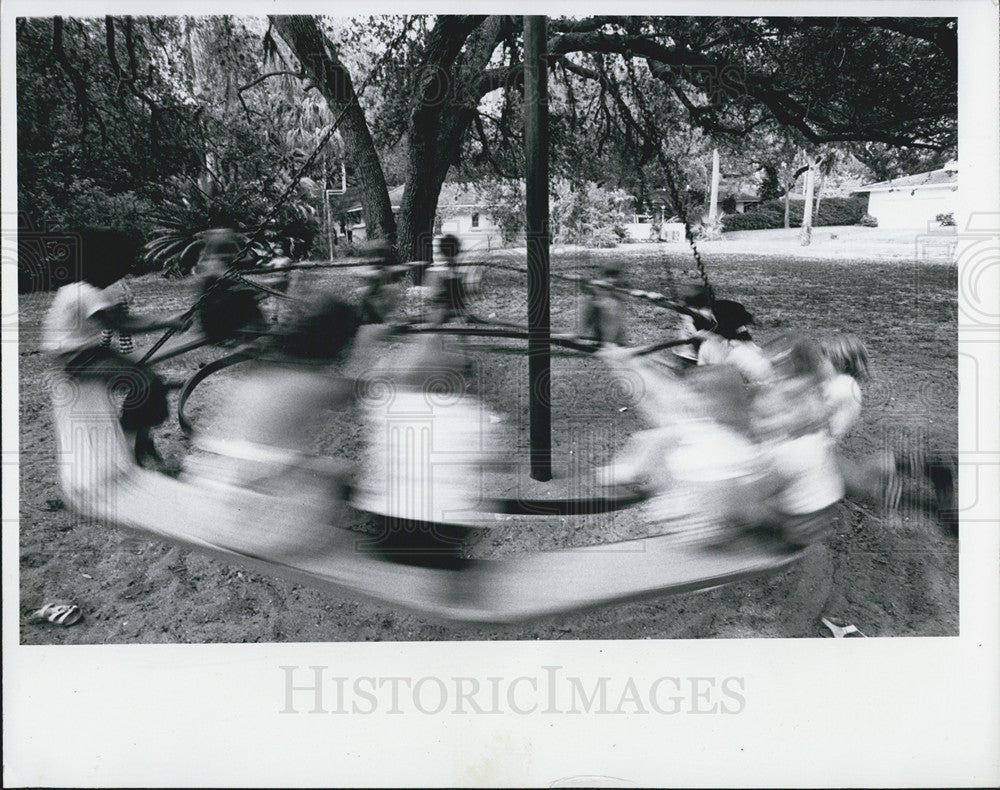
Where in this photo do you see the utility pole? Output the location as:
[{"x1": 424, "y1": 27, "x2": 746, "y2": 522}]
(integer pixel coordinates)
[
  {"x1": 524, "y1": 15, "x2": 552, "y2": 482},
  {"x1": 708, "y1": 148, "x2": 721, "y2": 224}
]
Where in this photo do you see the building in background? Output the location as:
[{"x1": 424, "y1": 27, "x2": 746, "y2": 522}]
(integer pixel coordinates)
[{"x1": 855, "y1": 162, "x2": 958, "y2": 229}]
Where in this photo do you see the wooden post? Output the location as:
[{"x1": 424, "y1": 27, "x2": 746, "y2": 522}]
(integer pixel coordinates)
[
  {"x1": 524, "y1": 15, "x2": 552, "y2": 482},
  {"x1": 325, "y1": 194, "x2": 335, "y2": 261},
  {"x1": 800, "y1": 157, "x2": 815, "y2": 246},
  {"x1": 708, "y1": 148, "x2": 721, "y2": 224}
]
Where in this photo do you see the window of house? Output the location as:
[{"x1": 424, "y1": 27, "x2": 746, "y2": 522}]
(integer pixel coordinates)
[{"x1": 471, "y1": 212, "x2": 480, "y2": 228}]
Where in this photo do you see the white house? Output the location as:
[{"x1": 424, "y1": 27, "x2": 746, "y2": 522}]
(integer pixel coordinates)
[
  {"x1": 343, "y1": 185, "x2": 404, "y2": 242},
  {"x1": 856, "y1": 162, "x2": 958, "y2": 229},
  {"x1": 344, "y1": 183, "x2": 502, "y2": 251},
  {"x1": 730, "y1": 192, "x2": 762, "y2": 213},
  {"x1": 435, "y1": 182, "x2": 502, "y2": 252}
]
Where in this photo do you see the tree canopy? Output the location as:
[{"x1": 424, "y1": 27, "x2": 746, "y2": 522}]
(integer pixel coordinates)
[{"x1": 17, "y1": 14, "x2": 957, "y2": 264}]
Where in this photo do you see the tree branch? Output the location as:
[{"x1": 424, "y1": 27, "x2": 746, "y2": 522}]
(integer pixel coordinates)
[
  {"x1": 105, "y1": 17, "x2": 160, "y2": 153},
  {"x1": 472, "y1": 112, "x2": 516, "y2": 178},
  {"x1": 548, "y1": 29, "x2": 951, "y2": 149},
  {"x1": 52, "y1": 17, "x2": 107, "y2": 146},
  {"x1": 238, "y1": 70, "x2": 306, "y2": 94}
]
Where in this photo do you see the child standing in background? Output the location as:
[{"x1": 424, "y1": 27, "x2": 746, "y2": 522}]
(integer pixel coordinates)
[{"x1": 581, "y1": 263, "x2": 627, "y2": 346}]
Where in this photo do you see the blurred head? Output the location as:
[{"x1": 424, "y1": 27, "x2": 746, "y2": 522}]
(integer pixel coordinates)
[
  {"x1": 195, "y1": 228, "x2": 243, "y2": 279},
  {"x1": 750, "y1": 376, "x2": 828, "y2": 441},
  {"x1": 438, "y1": 234, "x2": 460, "y2": 261},
  {"x1": 601, "y1": 262, "x2": 624, "y2": 282},
  {"x1": 819, "y1": 334, "x2": 870, "y2": 382},
  {"x1": 711, "y1": 299, "x2": 755, "y2": 340},
  {"x1": 679, "y1": 284, "x2": 712, "y2": 310},
  {"x1": 275, "y1": 295, "x2": 361, "y2": 362},
  {"x1": 359, "y1": 238, "x2": 397, "y2": 264},
  {"x1": 76, "y1": 227, "x2": 139, "y2": 288},
  {"x1": 763, "y1": 334, "x2": 826, "y2": 383}
]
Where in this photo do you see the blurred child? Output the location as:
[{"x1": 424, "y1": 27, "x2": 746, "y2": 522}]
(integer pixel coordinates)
[
  {"x1": 262, "y1": 237, "x2": 294, "y2": 323},
  {"x1": 782, "y1": 332, "x2": 886, "y2": 506},
  {"x1": 176, "y1": 295, "x2": 366, "y2": 560},
  {"x1": 350, "y1": 333, "x2": 508, "y2": 568},
  {"x1": 42, "y1": 227, "x2": 188, "y2": 465},
  {"x1": 599, "y1": 337, "x2": 850, "y2": 549},
  {"x1": 194, "y1": 228, "x2": 267, "y2": 343},
  {"x1": 358, "y1": 240, "x2": 409, "y2": 325},
  {"x1": 668, "y1": 287, "x2": 770, "y2": 383},
  {"x1": 817, "y1": 333, "x2": 869, "y2": 439},
  {"x1": 184, "y1": 295, "x2": 361, "y2": 504},
  {"x1": 813, "y1": 333, "x2": 955, "y2": 531},
  {"x1": 428, "y1": 234, "x2": 466, "y2": 325},
  {"x1": 694, "y1": 299, "x2": 772, "y2": 384},
  {"x1": 596, "y1": 345, "x2": 766, "y2": 544},
  {"x1": 746, "y1": 341, "x2": 846, "y2": 547},
  {"x1": 670, "y1": 284, "x2": 715, "y2": 365},
  {"x1": 581, "y1": 264, "x2": 627, "y2": 346}
]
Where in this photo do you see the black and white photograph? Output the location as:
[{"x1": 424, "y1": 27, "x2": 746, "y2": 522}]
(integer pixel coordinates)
[{"x1": 3, "y1": 3, "x2": 998, "y2": 787}]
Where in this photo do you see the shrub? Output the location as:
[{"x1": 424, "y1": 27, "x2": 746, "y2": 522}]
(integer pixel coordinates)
[
  {"x1": 720, "y1": 210, "x2": 777, "y2": 232},
  {"x1": 142, "y1": 176, "x2": 318, "y2": 276},
  {"x1": 694, "y1": 217, "x2": 724, "y2": 241},
  {"x1": 936, "y1": 212, "x2": 955, "y2": 227},
  {"x1": 721, "y1": 196, "x2": 868, "y2": 232},
  {"x1": 481, "y1": 180, "x2": 527, "y2": 244},
  {"x1": 858, "y1": 213, "x2": 879, "y2": 228},
  {"x1": 550, "y1": 179, "x2": 631, "y2": 247}
]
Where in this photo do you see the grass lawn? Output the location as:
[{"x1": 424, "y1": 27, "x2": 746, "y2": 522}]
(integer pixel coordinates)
[{"x1": 18, "y1": 242, "x2": 958, "y2": 641}]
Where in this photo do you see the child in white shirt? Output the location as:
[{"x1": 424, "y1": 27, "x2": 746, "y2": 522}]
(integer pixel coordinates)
[
  {"x1": 350, "y1": 334, "x2": 508, "y2": 568},
  {"x1": 42, "y1": 228, "x2": 188, "y2": 465}
]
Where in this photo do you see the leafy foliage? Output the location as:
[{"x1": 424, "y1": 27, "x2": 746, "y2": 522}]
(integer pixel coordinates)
[
  {"x1": 721, "y1": 197, "x2": 867, "y2": 231},
  {"x1": 16, "y1": 17, "x2": 201, "y2": 232},
  {"x1": 18, "y1": 15, "x2": 958, "y2": 267},
  {"x1": 550, "y1": 179, "x2": 630, "y2": 247},
  {"x1": 142, "y1": 175, "x2": 320, "y2": 275},
  {"x1": 480, "y1": 180, "x2": 526, "y2": 244}
]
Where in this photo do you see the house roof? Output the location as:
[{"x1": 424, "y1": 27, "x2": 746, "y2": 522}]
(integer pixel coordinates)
[
  {"x1": 346, "y1": 185, "x2": 405, "y2": 214},
  {"x1": 346, "y1": 182, "x2": 501, "y2": 215},
  {"x1": 438, "y1": 182, "x2": 499, "y2": 208},
  {"x1": 857, "y1": 164, "x2": 958, "y2": 193}
]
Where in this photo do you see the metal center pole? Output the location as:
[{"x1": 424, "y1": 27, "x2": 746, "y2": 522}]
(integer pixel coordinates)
[{"x1": 524, "y1": 15, "x2": 552, "y2": 482}]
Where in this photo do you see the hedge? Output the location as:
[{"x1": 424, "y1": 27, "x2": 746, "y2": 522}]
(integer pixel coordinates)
[{"x1": 722, "y1": 196, "x2": 868, "y2": 232}]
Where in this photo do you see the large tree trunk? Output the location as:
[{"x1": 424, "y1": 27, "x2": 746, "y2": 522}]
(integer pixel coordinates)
[
  {"x1": 396, "y1": 16, "x2": 503, "y2": 263},
  {"x1": 813, "y1": 170, "x2": 826, "y2": 222},
  {"x1": 269, "y1": 16, "x2": 396, "y2": 243}
]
